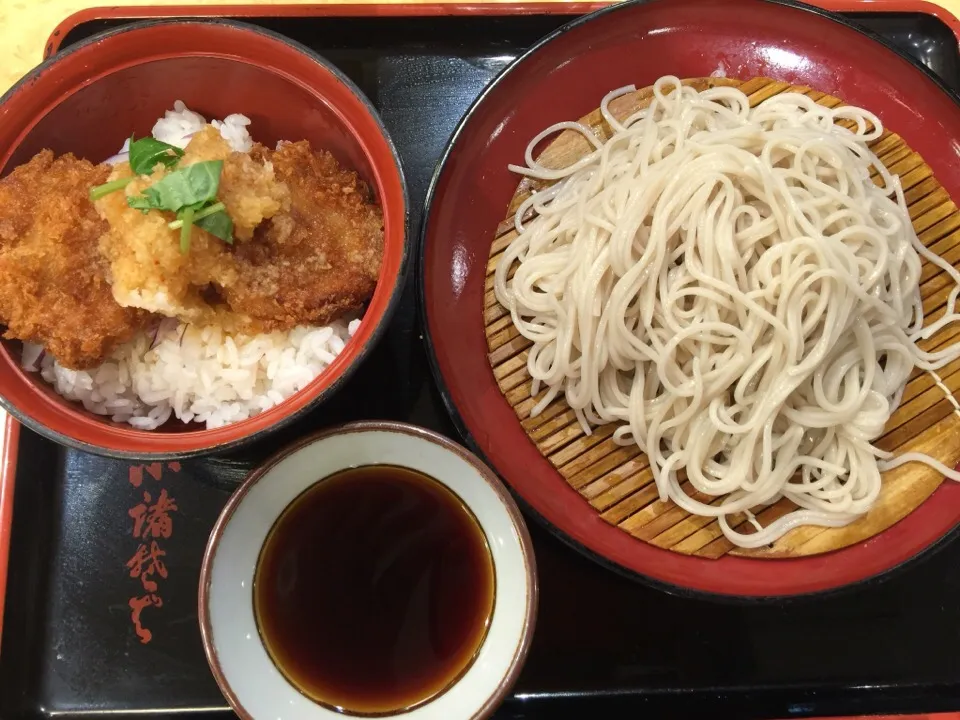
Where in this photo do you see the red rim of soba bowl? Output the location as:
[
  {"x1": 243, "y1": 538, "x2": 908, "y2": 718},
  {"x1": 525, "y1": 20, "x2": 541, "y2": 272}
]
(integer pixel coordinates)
[
  {"x1": 0, "y1": 19, "x2": 409, "y2": 460},
  {"x1": 419, "y1": 0, "x2": 960, "y2": 598}
]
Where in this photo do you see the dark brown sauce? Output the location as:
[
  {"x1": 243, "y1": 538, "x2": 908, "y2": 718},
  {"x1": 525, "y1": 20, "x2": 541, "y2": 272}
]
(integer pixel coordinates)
[{"x1": 254, "y1": 465, "x2": 495, "y2": 715}]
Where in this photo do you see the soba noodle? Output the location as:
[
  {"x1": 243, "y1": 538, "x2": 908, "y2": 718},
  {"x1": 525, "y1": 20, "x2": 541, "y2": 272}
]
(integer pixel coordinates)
[{"x1": 494, "y1": 76, "x2": 960, "y2": 548}]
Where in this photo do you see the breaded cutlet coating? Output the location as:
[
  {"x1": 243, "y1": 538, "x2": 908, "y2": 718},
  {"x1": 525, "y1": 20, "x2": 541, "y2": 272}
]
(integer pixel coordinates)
[
  {"x1": 0, "y1": 151, "x2": 149, "y2": 369},
  {"x1": 223, "y1": 140, "x2": 384, "y2": 330}
]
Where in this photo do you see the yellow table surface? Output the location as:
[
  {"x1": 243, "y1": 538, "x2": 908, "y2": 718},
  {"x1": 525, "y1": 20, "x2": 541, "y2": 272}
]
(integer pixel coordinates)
[{"x1": 2, "y1": 0, "x2": 960, "y2": 93}]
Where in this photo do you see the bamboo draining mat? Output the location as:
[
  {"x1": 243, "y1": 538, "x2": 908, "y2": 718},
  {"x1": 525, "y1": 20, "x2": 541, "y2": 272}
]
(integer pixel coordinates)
[{"x1": 484, "y1": 77, "x2": 960, "y2": 559}]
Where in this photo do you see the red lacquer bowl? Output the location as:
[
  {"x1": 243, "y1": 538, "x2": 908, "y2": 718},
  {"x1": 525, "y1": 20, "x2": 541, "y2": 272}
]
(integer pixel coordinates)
[
  {"x1": 420, "y1": 0, "x2": 960, "y2": 597},
  {"x1": 0, "y1": 20, "x2": 408, "y2": 459}
]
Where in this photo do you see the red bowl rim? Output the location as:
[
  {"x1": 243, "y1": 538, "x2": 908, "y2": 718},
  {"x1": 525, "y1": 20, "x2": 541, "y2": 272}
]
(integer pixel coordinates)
[
  {"x1": 0, "y1": 18, "x2": 411, "y2": 460},
  {"x1": 418, "y1": 0, "x2": 960, "y2": 600}
]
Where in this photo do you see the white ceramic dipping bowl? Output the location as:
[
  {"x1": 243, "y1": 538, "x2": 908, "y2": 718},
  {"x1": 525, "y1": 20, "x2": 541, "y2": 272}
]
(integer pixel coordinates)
[{"x1": 199, "y1": 421, "x2": 538, "y2": 720}]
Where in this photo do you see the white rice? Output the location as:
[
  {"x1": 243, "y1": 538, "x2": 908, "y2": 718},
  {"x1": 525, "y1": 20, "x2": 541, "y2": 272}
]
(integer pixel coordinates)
[
  {"x1": 23, "y1": 103, "x2": 361, "y2": 431},
  {"x1": 107, "y1": 100, "x2": 254, "y2": 165},
  {"x1": 31, "y1": 319, "x2": 359, "y2": 430}
]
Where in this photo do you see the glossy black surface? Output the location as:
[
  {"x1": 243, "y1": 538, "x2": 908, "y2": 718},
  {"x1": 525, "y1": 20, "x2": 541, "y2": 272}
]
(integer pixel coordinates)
[{"x1": 3, "y1": 10, "x2": 960, "y2": 720}]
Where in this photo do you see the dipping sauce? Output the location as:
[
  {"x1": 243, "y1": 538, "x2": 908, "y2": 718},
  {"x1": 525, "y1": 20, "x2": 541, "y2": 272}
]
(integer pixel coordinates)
[{"x1": 254, "y1": 465, "x2": 495, "y2": 715}]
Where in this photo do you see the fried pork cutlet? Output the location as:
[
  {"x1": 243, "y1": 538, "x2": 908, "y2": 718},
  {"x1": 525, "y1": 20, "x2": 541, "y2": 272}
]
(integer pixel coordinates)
[
  {"x1": 223, "y1": 141, "x2": 384, "y2": 331},
  {"x1": 180, "y1": 128, "x2": 289, "y2": 241},
  {"x1": 97, "y1": 128, "x2": 289, "y2": 324},
  {"x1": 0, "y1": 151, "x2": 149, "y2": 369}
]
